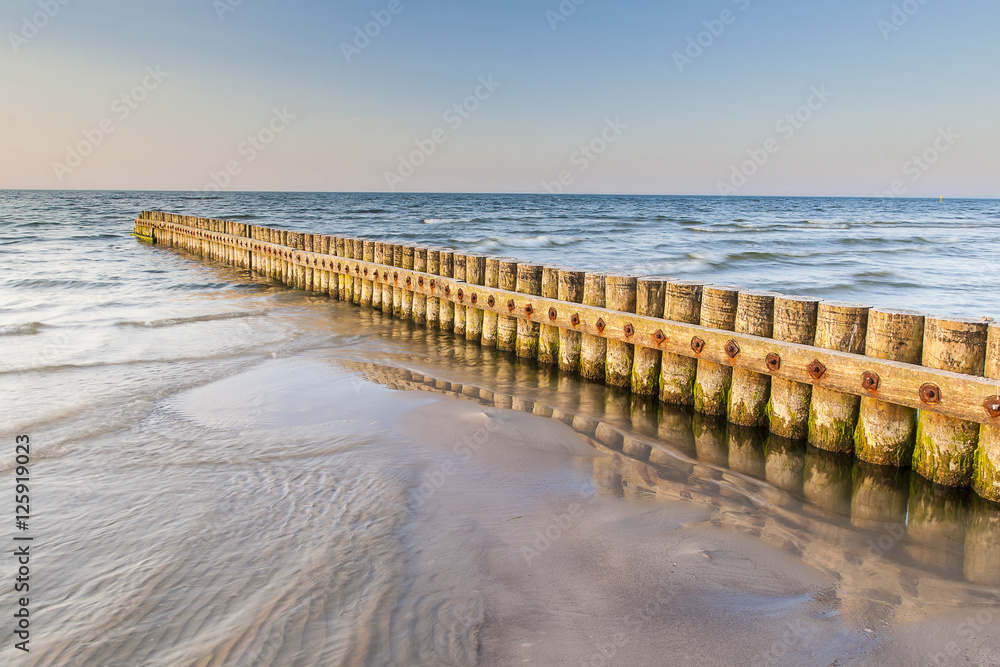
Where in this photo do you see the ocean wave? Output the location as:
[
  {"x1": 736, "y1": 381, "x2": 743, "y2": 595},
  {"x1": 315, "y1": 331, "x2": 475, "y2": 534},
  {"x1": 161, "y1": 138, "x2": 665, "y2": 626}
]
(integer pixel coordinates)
[
  {"x1": 117, "y1": 310, "x2": 268, "y2": 329},
  {"x1": 8, "y1": 279, "x2": 118, "y2": 290},
  {"x1": 469, "y1": 234, "x2": 585, "y2": 250},
  {"x1": 0, "y1": 322, "x2": 44, "y2": 336},
  {"x1": 422, "y1": 218, "x2": 476, "y2": 224},
  {"x1": 347, "y1": 208, "x2": 390, "y2": 214}
]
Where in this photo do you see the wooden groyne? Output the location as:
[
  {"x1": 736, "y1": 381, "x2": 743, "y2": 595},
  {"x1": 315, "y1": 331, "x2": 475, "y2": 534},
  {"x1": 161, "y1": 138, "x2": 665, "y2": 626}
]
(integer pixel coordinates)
[{"x1": 133, "y1": 211, "x2": 1000, "y2": 503}]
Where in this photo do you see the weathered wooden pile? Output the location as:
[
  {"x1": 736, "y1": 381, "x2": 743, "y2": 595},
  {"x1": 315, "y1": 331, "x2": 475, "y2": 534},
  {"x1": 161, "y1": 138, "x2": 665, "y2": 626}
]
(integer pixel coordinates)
[{"x1": 133, "y1": 212, "x2": 1000, "y2": 502}]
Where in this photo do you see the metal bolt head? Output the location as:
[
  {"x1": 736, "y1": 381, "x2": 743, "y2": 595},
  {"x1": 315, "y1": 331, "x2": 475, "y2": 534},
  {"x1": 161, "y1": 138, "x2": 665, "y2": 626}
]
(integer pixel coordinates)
[
  {"x1": 985, "y1": 396, "x2": 1000, "y2": 419},
  {"x1": 524, "y1": 304, "x2": 534, "y2": 316},
  {"x1": 920, "y1": 383, "x2": 941, "y2": 404},
  {"x1": 383, "y1": 271, "x2": 388, "y2": 280},
  {"x1": 548, "y1": 307, "x2": 558, "y2": 321},
  {"x1": 862, "y1": 371, "x2": 880, "y2": 392},
  {"x1": 393, "y1": 271, "x2": 398, "y2": 282},
  {"x1": 429, "y1": 279, "x2": 436, "y2": 289},
  {"x1": 691, "y1": 336, "x2": 705, "y2": 354},
  {"x1": 457, "y1": 289, "x2": 464, "y2": 302},
  {"x1": 355, "y1": 266, "x2": 360, "y2": 274},
  {"x1": 338, "y1": 263, "x2": 343, "y2": 271},
  {"x1": 807, "y1": 360, "x2": 827, "y2": 380},
  {"x1": 364, "y1": 268, "x2": 369, "y2": 276},
  {"x1": 596, "y1": 318, "x2": 606, "y2": 333},
  {"x1": 765, "y1": 353, "x2": 781, "y2": 372},
  {"x1": 471, "y1": 293, "x2": 478, "y2": 305},
  {"x1": 487, "y1": 295, "x2": 495, "y2": 307},
  {"x1": 653, "y1": 329, "x2": 666, "y2": 345},
  {"x1": 445, "y1": 286, "x2": 451, "y2": 295},
  {"x1": 571, "y1": 313, "x2": 581, "y2": 327},
  {"x1": 507, "y1": 299, "x2": 516, "y2": 312},
  {"x1": 724, "y1": 340, "x2": 740, "y2": 359},
  {"x1": 622, "y1": 323, "x2": 634, "y2": 338},
  {"x1": 417, "y1": 277, "x2": 423, "y2": 287},
  {"x1": 406, "y1": 276, "x2": 411, "y2": 285}
]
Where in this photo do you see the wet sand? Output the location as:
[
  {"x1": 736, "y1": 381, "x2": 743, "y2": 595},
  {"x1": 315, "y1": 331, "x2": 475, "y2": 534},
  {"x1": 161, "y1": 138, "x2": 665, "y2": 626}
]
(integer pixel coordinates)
[{"x1": 5, "y1": 264, "x2": 1000, "y2": 666}]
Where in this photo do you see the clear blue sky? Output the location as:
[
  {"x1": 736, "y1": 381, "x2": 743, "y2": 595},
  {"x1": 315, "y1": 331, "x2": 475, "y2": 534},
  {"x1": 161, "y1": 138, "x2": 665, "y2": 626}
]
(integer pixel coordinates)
[{"x1": 2, "y1": 0, "x2": 997, "y2": 196}]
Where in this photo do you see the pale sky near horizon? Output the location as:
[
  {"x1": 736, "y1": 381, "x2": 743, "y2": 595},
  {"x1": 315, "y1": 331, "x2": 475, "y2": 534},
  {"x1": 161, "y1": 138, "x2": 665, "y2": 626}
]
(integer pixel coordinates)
[{"x1": 1, "y1": 0, "x2": 997, "y2": 197}]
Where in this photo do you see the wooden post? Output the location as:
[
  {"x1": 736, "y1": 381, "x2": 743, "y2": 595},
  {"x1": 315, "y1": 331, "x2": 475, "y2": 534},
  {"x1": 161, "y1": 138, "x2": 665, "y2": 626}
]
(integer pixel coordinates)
[
  {"x1": 516, "y1": 263, "x2": 543, "y2": 359},
  {"x1": 372, "y1": 242, "x2": 385, "y2": 310},
  {"x1": 304, "y1": 234, "x2": 315, "y2": 291},
  {"x1": 557, "y1": 269, "x2": 586, "y2": 373},
  {"x1": 400, "y1": 245, "x2": 415, "y2": 318},
  {"x1": 728, "y1": 290, "x2": 779, "y2": 427},
  {"x1": 453, "y1": 253, "x2": 467, "y2": 337},
  {"x1": 808, "y1": 302, "x2": 871, "y2": 454},
  {"x1": 538, "y1": 267, "x2": 561, "y2": 365},
  {"x1": 337, "y1": 237, "x2": 350, "y2": 301},
  {"x1": 362, "y1": 240, "x2": 376, "y2": 308},
  {"x1": 439, "y1": 250, "x2": 455, "y2": 329},
  {"x1": 465, "y1": 254, "x2": 486, "y2": 342},
  {"x1": 426, "y1": 248, "x2": 440, "y2": 328},
  {"x1": 497, "y1": 259, "x2": 519, "y2": 353},
  {"x1": 631, "y1": 278, "x2": 666, "y2": 396},
  {"x1": 604, "y1": 275, "x2": 637, "y2": 387},
  {"x1": 580, "y1": 272, "x2": 607, "y2": 381},
  {"x1": 694, "y1": 285, "x2": 740, "y2": 415},
  {"x1": 319, "y1": 236, "x2": 331, "y2": 296},
  {"x1": 352, "y1": 239, "x2": 364, "y2": 305},
  {"x1": 412, "y1": 247, "x2": 427, "y2": 324},
  {"x1": 914, "y1": 317, "x2": 989, "y2": 487},
  {"x1": 855, "y1": 308, "x2": 925, "y2": 466},
  {"x1": 294, "y1": 233, "x2": 307, "y2": 290},
  {"x1": 768, "y1": 296, "x2": 820, "y2": 440},
  {"x1": 482, "y1": 257, "x2": 500, "y2": 347},
  {"x1": 973, "y1": 323, "x2": 1000, "y2": 501},
  {"x1": 380, "y1": 243, "x2": 395, "y2": 314},
  {"x1": 392, "y1": 244, "x2": 404, "y2": 318},
  {"x1": 660, "y1": 281, "x2": 703, "y2": 405}
]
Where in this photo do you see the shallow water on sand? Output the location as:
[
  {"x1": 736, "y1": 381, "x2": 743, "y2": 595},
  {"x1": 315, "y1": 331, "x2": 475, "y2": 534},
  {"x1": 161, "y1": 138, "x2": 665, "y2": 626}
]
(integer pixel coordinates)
[{"x1": 3, "y1": 191, "x2": 1000, "y2": 665}]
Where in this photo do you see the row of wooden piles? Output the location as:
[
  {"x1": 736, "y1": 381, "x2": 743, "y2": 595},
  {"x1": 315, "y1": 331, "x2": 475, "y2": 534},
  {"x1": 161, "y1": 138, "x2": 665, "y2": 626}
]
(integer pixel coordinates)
[{"x1": 139, "y1": 213, "x2": 1000, "y2": 502}]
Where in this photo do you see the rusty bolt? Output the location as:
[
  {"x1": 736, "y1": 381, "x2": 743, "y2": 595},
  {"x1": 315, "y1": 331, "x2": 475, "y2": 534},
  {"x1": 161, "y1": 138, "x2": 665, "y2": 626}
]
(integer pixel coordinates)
[
  {"x1": 724, "y1": 340, "x2": 741, "y2": 359},
  {"x1": 596, "y1": 318, "x2": 606, "y2": 333},
  {"x1": 571, "y1": 313, "x2": 581, "y2": 327},
  {"x1": 985, "y1": 396, "x2": 1000, "y2": 419},
  {"x1": 548, "y1": 307, "x2": 558, "y2": 321},
  {"x1": 406, "y1": 276, "x2": 411, "y2": 285},
  {"x1": 507, "y1": 299, "x2": 516, "y2": 312},
  {"x1": 364, "y1": 268, "x2": 369, "y2": 276},
  {"x1": 488, "y1": 295, "x2": 496, "y2": 308},
  {"x1": 338, "y1": 263, "x2": 343, "y2": 271},
  {"x1": 653, "y1": 329, "x2": 666, "y2": 345},
  {"x1": 429, "y1": 279, "x2": 436, "y2": 289},
  {"x1": 691, "y1": 336, "x2": 705, "y2": 354},
  {"x1": 457, "y1": 288, "x2": 464, "y2": 302},
  {"x1": 355, "y1": 266, "x2": 360, "y2": 275},
  {"x1": 383, "y1": 271, "x2": 388, "y2": 280},
  {"x1": 807, "y1": 360, "x2": 827, "y2": 380},
  {"x1": 445, "y1": 286, "x2": 451, "y2": 295},
  {"x1": 920, "y1": 383, "x2": 941, "y2": 404},
  {"x1": 417, "y1": 277, "x2": 423, "y2": 287},
  {"x1": 765, "y1": 353, "x2": 781, "y2": 372},
  {"x1": 624, "y1": 323, "x2": 635, "y2": 338},
  {"x1": 862, "y1": 371, "x2": 880, "y2": 392},
  {"x1": 471, "y1": 293, "x2": 478, "y2": 305},
  {"x1": 525, "y1": 304, "x2": 534, "y2": 316},
  {"x1": 393, "y1": 271, "x2": 399, "y2": 282}
]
